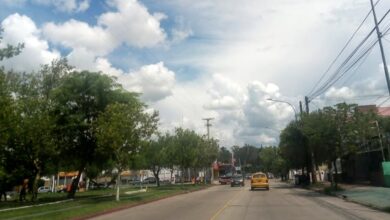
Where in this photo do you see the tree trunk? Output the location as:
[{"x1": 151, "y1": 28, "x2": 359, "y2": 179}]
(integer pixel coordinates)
[
  {"x1": 333, "y1": 160, "x2": 338, "y2": 189},
  {"x1": 152, "y1": 166, "x2": 161, "y2": 187},
  {"x1": 116, "y1": 171, "x2": 121, "y2": 201},
  {"x1": 31, "y1": 160, "x2": 42, "y2": 202},
  {"x1": 316, "y1": 164, "x2": 322, "y2": 181},
  {"x1": 31, "y1": 169, "x2": 41, "y2": 202},
  {"x1": 170, "y1": 167, "x2": 174, "y2": 184},
  {"x1": 67, "y1": 166, "x2": 84, "y2": 198},
  {"x1": 181, "y1": 168, "x2": 184, "y2": 185}
]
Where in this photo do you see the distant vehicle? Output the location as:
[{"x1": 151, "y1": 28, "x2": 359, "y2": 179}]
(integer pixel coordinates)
[
  {"x1": 143, "y1": 177, "x2": 156, "y2": 184},
  {"x1": 230, "y1": 175, "x2": 244, "y2": 187},
  {"x1": 251, "y1": 172, "x2": 269, "y2": 190},
  {"x1": 245, "y1": 173, "x2": 252, "y2": 180},
  {"x1": 219, "y1": 175, "x2": 232, "y2": 185},
  {"x1": 129, "y1": 178, "x2": 141, "y2": 185},
  {"x1": 38, "y1": 186, "x2": 51, "y2": 193}
]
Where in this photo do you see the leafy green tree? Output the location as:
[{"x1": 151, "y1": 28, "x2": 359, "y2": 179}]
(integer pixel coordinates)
[
  {"x1": 171, "y1": 128, "x2": 201, "y2": 183},
  {"x1": 279, "y1": 121, "x2": 307, "y2": 173},
  {"x1": 218, "y1": 147, "x2": 232, "y2": 164},
  {"x1": 96, "y1": 102, "x2": 158, "y2": 200},
  {"x1": 194, "y1": 137, "x2": 218, "y2": 182},
  {"x1": 232, "y1": 144, "x2": 261, "y2": 172},
  {"x1": 51, "y1": 71, "x2": 133, "y2": 198},
  {"x1": 140, "y1": 133, "x2": 171, "y2": 187}
]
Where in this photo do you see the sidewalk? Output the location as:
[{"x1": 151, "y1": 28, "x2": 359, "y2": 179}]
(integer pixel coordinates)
[
  {"x1": 334, "y1": 184, "x2": 390, "y2": 211},
  {"x1": 304, "y1": 181, "x2": 390, "y2": 212}
]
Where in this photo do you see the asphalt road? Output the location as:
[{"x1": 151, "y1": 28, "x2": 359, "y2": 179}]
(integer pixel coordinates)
[{"x1": 91, "y1": 180, "x2": 390, "y2": 220}]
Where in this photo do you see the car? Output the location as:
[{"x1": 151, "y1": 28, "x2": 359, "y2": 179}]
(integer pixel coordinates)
[
  {"x1": 143, "y1": 177, "x2": 156, "y2": 184},
  {"x1": 250, "y1": 172, "x2": 269, "y2": 190},
  {"x1": 245, "y1": 173, "x2": 252, "y2": 180},
  {"x1": 219, "y1": 175, "x2": 232, "y2": 185},
  {"x1": 230, "y1": 175, "x2": 244, "y2": 187},
  {"x1": 38, "y1": 186, "x2": 52, "y2": 193}
]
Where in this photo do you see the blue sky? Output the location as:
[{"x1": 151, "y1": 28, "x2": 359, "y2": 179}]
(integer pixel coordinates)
[{"x1": 1, "y1": 0, "x2": 390, "y2": 147}]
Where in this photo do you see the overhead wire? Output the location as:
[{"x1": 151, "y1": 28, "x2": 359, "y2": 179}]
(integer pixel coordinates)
[
  {"x1": 308, "y1": 8, "x2": 390, "y2": 100},
  {"x1": 307, "y1": 0, "x2": 381, "y2": 97}
]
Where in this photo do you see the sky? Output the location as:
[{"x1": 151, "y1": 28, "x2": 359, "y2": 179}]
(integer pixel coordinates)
[{"x1": 1, "y1": 0, "x2": 390, "y2": 148}]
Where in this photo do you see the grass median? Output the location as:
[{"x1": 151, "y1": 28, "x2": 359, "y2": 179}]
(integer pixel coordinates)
[{"x1": 0, "y1": 184, "x2": 210, "y2": 220}]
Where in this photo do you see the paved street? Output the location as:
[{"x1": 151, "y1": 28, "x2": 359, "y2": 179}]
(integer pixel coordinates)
[{"x1": 91, "y1": 180, "x2": 390, "y2": 220}]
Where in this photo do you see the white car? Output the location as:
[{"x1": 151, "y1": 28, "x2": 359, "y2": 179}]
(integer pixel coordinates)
[{"x1": 38, "y1": 186, "x2": 51, "y2": 193}]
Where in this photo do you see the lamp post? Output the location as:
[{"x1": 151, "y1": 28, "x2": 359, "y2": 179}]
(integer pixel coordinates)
[{"x1": 266, "y1": 98, "x2": 298, "y2": 121}]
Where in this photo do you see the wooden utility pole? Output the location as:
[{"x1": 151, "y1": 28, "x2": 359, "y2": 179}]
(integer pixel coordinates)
[
  {"x1": 203, "y1": 117, "x2": 214, "y2": 183},
  {"x1": 304, "y1": 96, "x2": 317, "y2": 183}
]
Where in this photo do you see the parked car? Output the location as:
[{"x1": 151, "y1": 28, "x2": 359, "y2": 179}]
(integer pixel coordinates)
[
  {"x1": 250, "y1": 172, "x2": 269, "y2": 190},
  {"x1": 230, "y1": 175, "x2": 244, "y2": 187},
  {"x1": 143, "y1": 177, "x2": 156, "y2": 184},
  {"x1": 38, "y1": 186, "x2": 52, "y2": 193}
]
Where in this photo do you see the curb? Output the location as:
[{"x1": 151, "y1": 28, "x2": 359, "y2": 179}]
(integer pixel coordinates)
[{"x1": 73, "y1": 185, "x2": 214, "y2": 220}]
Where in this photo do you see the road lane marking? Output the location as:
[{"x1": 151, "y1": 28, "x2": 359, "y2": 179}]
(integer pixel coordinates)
[{"x1": 209, "y1": 188, "x2": 244, "y2": 220}]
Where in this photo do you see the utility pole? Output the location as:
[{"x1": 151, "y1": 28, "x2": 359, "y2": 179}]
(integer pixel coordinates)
[
  {"x1": 203, "y1": 117, "x2": 214, "y2": 183},
  {"x1": 370, "y1": 0, "x2": 390, "y2": 95},
  {"x1": 303, "y1": 96, "x2": 317, "y2": 183},
  {"x1": 299, "y1": 101, "x2": 303, "y2": 115},
  {"x1": 203, "y1": 118, "x2": 214, "y2": 140},
  {"x1": 304, "y1": 96, "x2": 310, "y2": 114}
]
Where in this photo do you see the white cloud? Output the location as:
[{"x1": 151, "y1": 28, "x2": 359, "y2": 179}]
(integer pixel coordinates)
[
  {"x1": 66, "y1": 47, "x2": 123, "y2": 77},
  {"x1": 204, "y1": 74, "x2": 244, "y2": 110},
  {"x1": 171, "y1": 28, "x2": 193, "y2": 44},
  {"x1": 325, "y1": 86, "x2": 355, "y2": 99},
  {"x1": 119, "y1": 62, "x2": 175, "y2": 102},
  {"x1": 43, "y1": 19, "x2": 117, "y2": 56},
  {"x1": 0, "y1": 13, "x2": 59, "y2": 72},
  {"x1": 32, "y1": 0, "x2": 90, "y2": 13},
  {"x1": 98, "y1": 0, "x2": 167, "y2": 48}
]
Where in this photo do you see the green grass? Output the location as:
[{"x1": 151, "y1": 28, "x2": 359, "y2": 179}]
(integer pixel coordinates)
[{"x1": 0, "y1": 184, "x2": 209, "y2": 220}]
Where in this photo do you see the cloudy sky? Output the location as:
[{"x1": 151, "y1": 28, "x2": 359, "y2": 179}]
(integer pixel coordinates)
[{"x1": 1, "y1": 0, "x2": 390, "y2": 147}]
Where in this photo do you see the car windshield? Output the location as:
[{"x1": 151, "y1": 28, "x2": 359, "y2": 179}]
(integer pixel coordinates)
[
  {"x1": 233, "y1": 175, "x2": 243, "y2": 179},
  {"x1": 253, "y1": 174, "x2": 266, "y2": 179}
]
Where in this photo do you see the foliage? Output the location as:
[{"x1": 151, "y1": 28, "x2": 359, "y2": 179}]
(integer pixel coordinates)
[
  {"x1": 96, "y1": 102, "x2": 158, "y2": 200},
  {"x1": 217, "y1": 147, "x2": 232, "y2": 164},
  {"x1": 259, "y1": 146, "x2": 287, "y2": 176}
]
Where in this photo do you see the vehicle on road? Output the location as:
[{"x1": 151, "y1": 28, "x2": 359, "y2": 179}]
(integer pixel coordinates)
[
  {"x1": 230, "y1": 174, "x2": 244, "y2": 187},
  {"x1": 219, "y1": 175, "x2": 232, "y2": 185},
  {"x1": 250, "y1": 172, "x2": 269, "y2": 190},
  {"x1": 38, "y1": 186, "x2": 51, "y2": 193}
]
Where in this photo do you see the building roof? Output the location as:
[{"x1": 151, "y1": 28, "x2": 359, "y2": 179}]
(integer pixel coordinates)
[
  {"x1": 357, "y1": 105, "x2": 390, "y2": 117},
  {"x1": 378, "y1": 107, "x2": 390, "y2": 116}
]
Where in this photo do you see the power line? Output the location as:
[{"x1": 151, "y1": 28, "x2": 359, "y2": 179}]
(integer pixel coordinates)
[
  {"x1": 308, "y1": 11, "x2": 390, "y2": 100},
  {"x1": 307, "y1": 0, "x2": 381, "y2": 97}
]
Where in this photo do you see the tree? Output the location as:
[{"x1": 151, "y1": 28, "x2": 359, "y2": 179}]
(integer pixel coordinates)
[
  {"x1": 279, "y1": 121, "x2": 307, "y2": 173},
  {"x1": 232, "y1": 144, "x2": 261, "y2": 172},
  {"x1": 0, "y1": 32, "x2": 24, "y2": 200},
  {"x1": 141, "y1": 133, "x2": 170, "y2": 187},
  {"x1": 52, "y1": 71, "x2": 133, "y2": 198},
  {"x1": 259, "y1": 146, "x2": 288, "y2": 179},
  {"x1": 218, "y1": 147, "x2": 232, "y2": 164},
  {"x1": 96, "y1": 102, "x2": 158, "y2": 201}
]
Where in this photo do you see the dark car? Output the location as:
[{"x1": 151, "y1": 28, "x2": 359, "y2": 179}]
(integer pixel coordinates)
[
  {"x1": 230, "y1": 175, "x2": 244, "y2": 187},
  {"x1": 143, "y1": 177, "x2": 156, "y2": 184}
]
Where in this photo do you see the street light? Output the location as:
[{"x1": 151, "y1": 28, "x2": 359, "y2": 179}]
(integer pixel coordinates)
[{"x1": 266, "y1": 98, "x2": 298, "y2": 121}]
